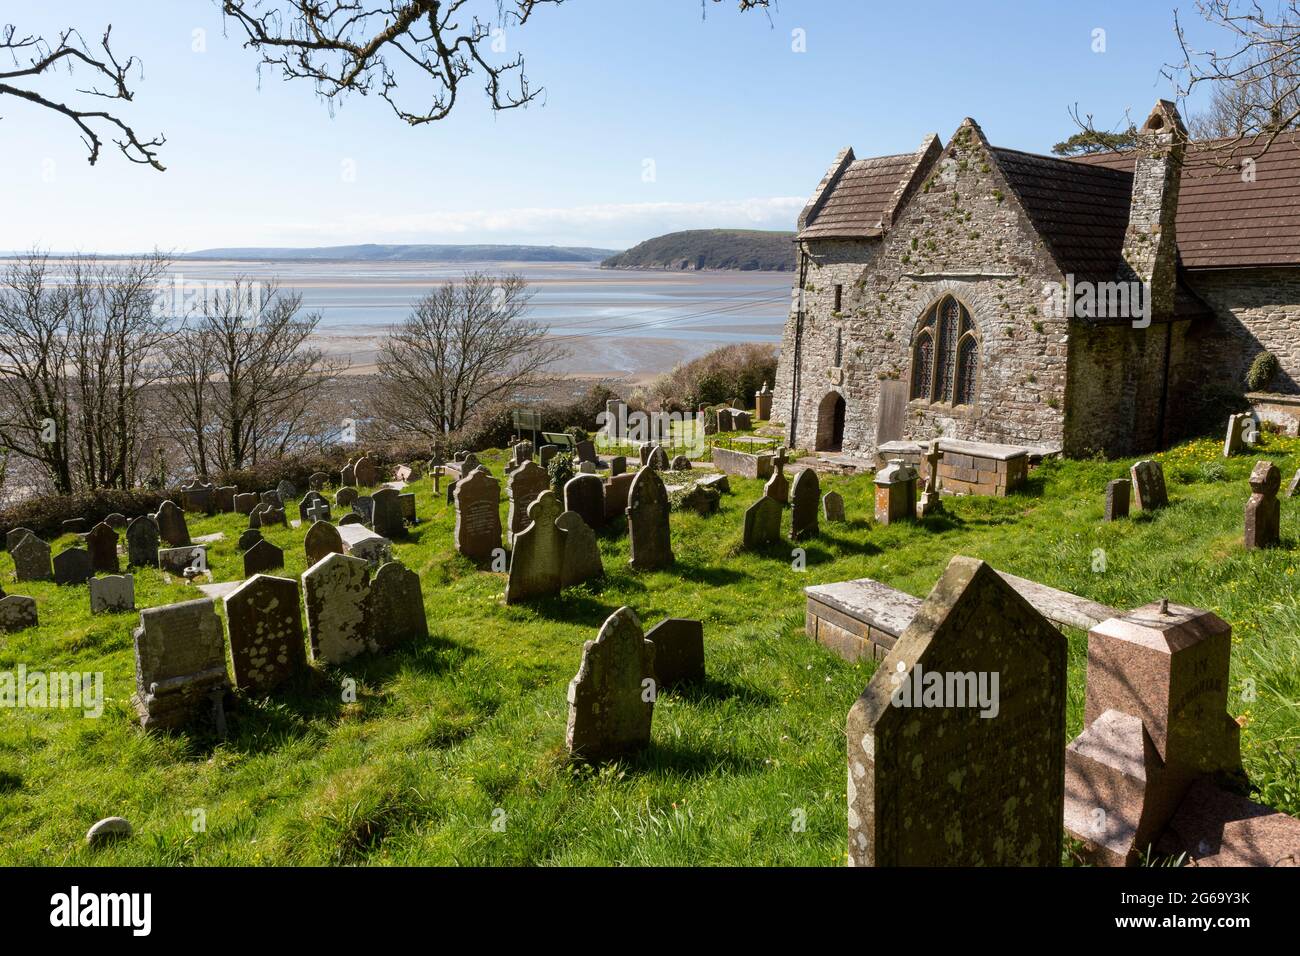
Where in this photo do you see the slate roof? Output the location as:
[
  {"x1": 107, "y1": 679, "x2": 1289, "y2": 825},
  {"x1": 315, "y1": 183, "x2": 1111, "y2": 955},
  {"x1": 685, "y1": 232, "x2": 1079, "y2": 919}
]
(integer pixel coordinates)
[{"x1": 797, "y1": 153, "x2": 919, "y2": 239}]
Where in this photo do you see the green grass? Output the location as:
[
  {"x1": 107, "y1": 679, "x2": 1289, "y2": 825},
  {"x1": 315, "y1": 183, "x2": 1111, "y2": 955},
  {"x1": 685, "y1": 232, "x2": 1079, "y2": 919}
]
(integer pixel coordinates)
[{"x1": 0, "y1": 433, "x2": 1298, "y2": 865}]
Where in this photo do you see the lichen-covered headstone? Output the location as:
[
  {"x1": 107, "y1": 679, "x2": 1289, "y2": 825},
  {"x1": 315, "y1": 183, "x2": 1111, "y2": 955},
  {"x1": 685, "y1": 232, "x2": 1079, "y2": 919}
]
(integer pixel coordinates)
[
  {"x1": 846, "y1": 556, "x2": 1067, "y2": 866},
  {"x1": 89, "y1": 574, "x2": 134, "y2": 614},
  {"x1": 224, "y1": 574, "x2": 306, "y2": 693},
  {"x1": 132, "y1": 597, "x2": 229, "y2": 732},
  {"x1": 12, "y1": 534, "x2": 52, "y2": 582},
  {"x1": 505, "y1": 491, "x2": 565, "y2": 604},
  {"x1": 5, "y1": 527, "x2": 34, "y2": 554},
  {"x1": 298, "y1": 490, "x2": 327, "y2": 522},
  {"x1": 1244, "y1": 460, "x2": 1281, "y2": 550},
  {"x1": 1104, "y1": 478, "x2": 1130, "y2": 521},
  {"x1": 302, "y1": 552, "x2": 372, "y2": 663},
  {"x1": 557, "y1": 510, "x2": 604, "y2": 588},
  {"x1": 0, "y1": 594, "x2": 37, "y2": 632},
  {"x1": 566, "y1": 606, "x2": 656, "y2": 762},
  {"x1": 742, "y1": 494, "x2": 782, "y2": 549},
  {"x1": 822, "y1": 490, "x2": 845, "y2": 522},
  {"x1": 336, "y1": 486, "x2": 358, "y2": 510},
  {"x1": 789, "y1": 468, "x2": 820, "y2": 541},
  {"x1": 366, "y1": 560, "x2": 428, "y2": 651},
  {"x1": 126, "y1": 516, "x2": 159, "y2": 568},
  {"x1": 1130, "y1": 459, "x2": 1168, "y2": 511},
  {"x1": 627, "y1": 468, "x2": 673, "y2": 571}
]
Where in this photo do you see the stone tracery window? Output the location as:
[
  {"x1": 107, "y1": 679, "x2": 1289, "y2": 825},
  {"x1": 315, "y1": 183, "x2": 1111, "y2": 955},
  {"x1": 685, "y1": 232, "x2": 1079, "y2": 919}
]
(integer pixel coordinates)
[{"x1": 909, "y1": 295, "x2": 979, "y2": 407}]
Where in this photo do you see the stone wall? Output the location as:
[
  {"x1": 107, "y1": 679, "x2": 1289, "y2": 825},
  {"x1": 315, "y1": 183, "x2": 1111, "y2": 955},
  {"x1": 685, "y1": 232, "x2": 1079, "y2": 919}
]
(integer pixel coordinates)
[{"x1": 1186, "y1": 267, "x2": 1300, "y2": 395}]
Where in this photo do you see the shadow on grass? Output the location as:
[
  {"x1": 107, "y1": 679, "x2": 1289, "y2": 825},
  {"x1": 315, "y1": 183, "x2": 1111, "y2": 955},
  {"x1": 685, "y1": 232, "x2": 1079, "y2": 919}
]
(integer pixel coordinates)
[
  {"x1": 620, "y1": 739, "x2": 766, "y2": 779},
  {"x1": 670, "y1": 674, "x2": 778, "y2": 708}
]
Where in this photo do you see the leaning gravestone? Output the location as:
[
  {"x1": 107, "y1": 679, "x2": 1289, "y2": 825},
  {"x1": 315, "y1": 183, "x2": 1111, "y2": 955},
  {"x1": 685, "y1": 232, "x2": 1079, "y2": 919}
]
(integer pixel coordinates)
[
  {"x1": 645, "y1": 617, "x2": 704, "y2": 688},
  {"x1": 52, "y1": 547, "x2": 92, "y2": 586},
  {"x1": 132, "y1": 597, "x2": 229, "y2": 732},
  {"x1": 1104, "y1": 478, "x2": 1131, "y2": 521},
  {"x1": 371, "y1": 487, "x2": 405, "y2": 539},
  {"x1": 0, "y1": 594, "x2": 37, "y2": 632},
  {"x1": 627, "y1": 468, "x2": 673, "y2": 571},
  {"x1": 507, "y1": 461, "x2": 551, "y2": 546},
  {"x1": 224, "y1": 574, "x2": 307, "y2": 694},
  {"x1": 1223, "y1": 412, "x2": 1252, "y2": 457},
  {"x1": 566, "y1": 606, "x2": 656, "y2": 762},
  {"x1": 366, "y1": 561, "x2": 428, "y2": 651},
  {"x1": 742, "y1": 494, "x2": 782, "y2": 549},
  {"x1": 5, "y1": 527, "x2": 34, "y2": 554},
  {"x1": 1245, "y1": 460, "x2": 1281, "y2": 550},
  {"x1": 126, "y1": 516, "x2": 160, "y2": 568},
  {"x1": 846, "y1": 556, "x2": 1067, "y2": 866},
  {"x1": 304, "y1": 520, "x2": 344, "y2": 566},
  {"x1": 789, "y1": 468, "x2": 820, "y2": 541},
  {"x1": 564, "y1": 473, "x2": 605, "y2": 531},
  {"x1": 86, "y1": 522, "x2": 120, "y2": 574},
  {"x1": 89, "y1": 574, "x2": 134, "y2": 614},
  {"x1": 1288, "y1": 468, "x2": 1300, "y2": 498},
  {"x1": 12, "y1": 534, "x2": 52, "y2": 582},
  {"x1": 303, "y1": 552, "x2": 372, "y2": 664},
  {"x1": 454, "y1": 469, "x2": 502, "y2": 562},
  {"x1": 823, "y1": 490, "x2": 846, "y2": 522},
  {"x1": 243, "y1": 538, "x2": 285, "y2": 577},
  {"x1": 505, "y1": 491, "x2": 565, "y2": 604},
  {"x1": 1130, "y1": 459, "x2": 1168, "y2": 511},
  {"x1": 155, "y1": 500, "x2": 190, "y2": 546},
  {"x1": 557, "y1": 510, "x2": 604, "y2": 588}
]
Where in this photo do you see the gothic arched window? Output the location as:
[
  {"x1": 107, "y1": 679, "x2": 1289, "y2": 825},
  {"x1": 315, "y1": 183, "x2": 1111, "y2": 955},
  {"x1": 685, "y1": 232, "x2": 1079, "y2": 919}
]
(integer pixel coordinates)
[{"x1": 909, "y1": 296, "x2": 979, "y2": 407}]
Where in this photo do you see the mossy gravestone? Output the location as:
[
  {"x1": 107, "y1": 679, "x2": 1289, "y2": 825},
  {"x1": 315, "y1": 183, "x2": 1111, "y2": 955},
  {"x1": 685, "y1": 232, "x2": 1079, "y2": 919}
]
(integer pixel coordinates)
[
  {"x1": 566, "y1": 606, "x2": 656, "y2": 762},
  {"x1": 224, "y1": 574, "x2": 306, "y2": 694},
  {"x1": 627, "y1": 468, "x2": 673, "y2": 571},
  {"x1": 846, "y1": 556, "x2": 1067, "y2": 867}
]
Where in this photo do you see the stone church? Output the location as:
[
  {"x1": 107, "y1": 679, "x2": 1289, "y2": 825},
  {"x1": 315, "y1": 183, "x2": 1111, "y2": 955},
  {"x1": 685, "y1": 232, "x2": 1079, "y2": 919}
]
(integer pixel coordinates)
[{"x1": 772, "y1": 101, "x2": 1300, "y2": 461}]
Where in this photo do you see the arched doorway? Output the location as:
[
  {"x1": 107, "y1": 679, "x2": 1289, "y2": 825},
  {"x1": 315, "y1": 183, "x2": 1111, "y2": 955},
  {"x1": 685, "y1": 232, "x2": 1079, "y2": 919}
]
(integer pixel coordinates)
[{"x1": 815, "y1": 391, "x2": 845, "y2": 452}]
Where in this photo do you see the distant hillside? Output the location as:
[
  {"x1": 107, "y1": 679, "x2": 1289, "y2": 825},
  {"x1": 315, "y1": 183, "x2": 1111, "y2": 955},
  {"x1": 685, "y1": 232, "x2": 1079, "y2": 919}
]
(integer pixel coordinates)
[
  {"x1": 601, "y1": 229, "x2": 795, "y2": 272},
  {"x1": 184, "y1": 243, "x2": 619, "y2": 263}
]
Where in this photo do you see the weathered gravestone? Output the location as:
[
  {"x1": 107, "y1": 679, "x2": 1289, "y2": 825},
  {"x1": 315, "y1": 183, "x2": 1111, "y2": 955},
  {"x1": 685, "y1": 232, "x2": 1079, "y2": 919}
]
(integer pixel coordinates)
[
  {"x1": 155, "y1": 500, "x2": 190, "y2": 546},
  {"x1": 1223, "y1": 412, "x2": 1252, "y2": 457},
  {"x1": 5, "y1": 527, "x2": 34, "y2": 554},
  {"x1": 339, "y1": 524, "x2": 391, "y2": 567},
  {"x1": 233, "y1": 492, "x2": 258, "y2": 515},
  {"x1": 336, "y1": 486, "x2": 358, "y2": 510},
  {"x1": 1130, "y1": 459, "x2": 1168, "y2": 511},
  {"x1": 298, "y1": 491, "x2": 327, "y2": 522},
  {"x1": 237, "y1": 528, "x2": 263, "y2": 552},
  {"x1": 823, "y1": 490, "x2": 846, "y2": 522},
  {"x1": 351, "y1": 495, "x2": 375, "y2": 527},
  {"x1": 742, "y1": 494, "x2": 782, "y2": 549},
  {"x1": 0, "y1": 595, "x2": 38, "y2": 632},
  {"x1": 575, "y1": 439, "x2": 597, "y2": 464},
  {"x1": 303, "y1": 552, "x2": 372, "y2": 664},
  {"x1": 874, "y1": 459, "x2": 918, "y2": 525},
  {"x1": 132, "y1": 597, "x2": 229, "y2": 732},
  {"x1": 1104, "y1": 478, "x2": 1131, "y2": 521},
  {"x1": 1063, "y1": 600, "x2": 1244, "y2": 867},
  {"x1": 371, "y1": 487, "x2": 405, "y2": 539},
  {"x1": 214, "y1": 486, "x2": 237, "y2": 512},
  {"x1": 610, "y1": 456, "x2": 626, "y2": 477},
  {"x1": 564, "y1": 473, "x2": 605, "y2": 531},
  {"x1": 260, "y1": 505, "x2": 289, "y2": 528},
  {"x1": 86, "y1": 522, "x2": 119, "y2": 574},
  {"x1": 260, "y1": 489, "x2": 283, "y2": 509},
  {"x1": 646, "y1": 445, "x2": 670, "y2": 473},
  {"x1": 158, "y1": 545, "x2": 207, "y2": 577},
  {"x1": 366, "y1": 561, "x2": 428, "y2": 651},
  {"x1": 918, "y1": 439, "x2": 944, "y2": 517},
  {"x1": 846, "y1": 556, "x2": 1067, "y2": 866},
  {"x1": 126, "y1": 516, "x2": 160, "y2": 568},
  {"x1": 354, "y1": 455, "x2": 379, "y2": 487},
  {"x1": 678, "y1": 484, "x2": 720, "y2": 516},
  {"x1": 398, "y1": 493, "x2": 416, "y2": 525},
  {"x1": 1288, "y1": 468, "x2": 1300, "y2": 498},
  {"x1": 790, "y1": 468, "x2": 820, "y2": 541},
  {"x1": 557, "y1": 510, "x2": 604, "y2": 589},
  {"x1": 306, "y1": 498, "x2": 332, "y2": 524},
  {"x1": 224, "y1": 574, "x2": 306, "y2": 694},
  {"x1": 340, "y1": 461, "x2": 356, "y2": 487},
  {"x1": 309, "y1": 472, "x2": 329, "y2": 491},
  {"x1": 12, "y1": 534, "x2": 52, "y2": 582},
  {"x1": 539, "y1": 444, "x2": 559, "y2": 468},
  {"x1": 764, "y1": 447, "x2": 790, "y2": 504},
  {"x1": 566, "y1": 606, "x2": 656, "y2": 762},
  {"x1": 243, "y1": 538, "x2": 285, "y2": 577},
  {"x1": 645, "y1": 617, "x2": 704, "y2": 688},
  {"x1": 89, "y1": 574, "x2": 134, "y2": 614},
  {"x1": 454, "y1": 469, "x2": 502, "y2": 563},
  {"x1": 53, "y1": 547, "x2": 92, "y2": 586},
  {"x1": 505, "y1": 491, "x2": 565, "y2": 604},
  {"x1": 627, "y1": 468, "x2": 673, "y2": 571},
  {"x1": 104, "y1": 512, "x2": 128, "y2": 529},
  {"x1": 603, "y1": 472, "x2": 636, "y2": 523},
  {"x1": 62, "y1": 518, "x2": 86, "y2": 535},
  {"x1": 697, "y1": 472, "x2": 730, "y2": 495},
  {"x1": 181, "y1": 483, "x2": 214, "y2": 514},
  {"x1": 304, "y1": 520, "x2": 344, "y2": 566},
  {"x1": 1244, "y1": 460, "x2": 1281, "y2": 550},
  {"x1": 276, "y1": 479, "x2": 297, "y2": 502}
]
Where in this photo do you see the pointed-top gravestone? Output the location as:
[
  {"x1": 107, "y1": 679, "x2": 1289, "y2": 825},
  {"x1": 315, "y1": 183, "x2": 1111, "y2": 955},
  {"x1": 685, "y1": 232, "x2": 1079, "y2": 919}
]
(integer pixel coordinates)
[
  {"x1": 89, "y1": 574, "x2": 134, "y2": 614},
  {"x1": 126, "y1": 516, "x2": 160, "y2": 568},
  {"x1": 154, "y1": 500, "x2": 190, "y2": 547},
  {"x1": 646, "y1": 445, "x2": 670, "y2": 472},
  {"x1": 507, "y1": 460, "x2": 550, "y2": 546},
  {"x1": 627, "y1": 468, "x2": 673, "y2": 571},
  {"x1": 371, "y1": 487, "x2": 405, "y2": 539},
  {"x1": 53, "y1": 547, "x2": 92, "y2": 586},
  {"x1": 505, "y1": 491, "x2": 566, "y2": 604},
  {"x1": 789, "y1": 468, "x2": 820, "y2": 541},
  {"x1": 566, "y1": 606, "x2": 656, "y2": 762},
  {"x1": 846, "y1": 556, "x2": 1067, "y2": 867},
  {"x1": 302, "y1": 551, "x2": 372, "y2": 664},
  {"x1": 6, "y1": 527, "x2": 34, "y2": 554},
  {"x1": 224, "y1": 574, "x2": 306, "y2": 694},
  {"x1": 12, "y1": 534, "x2": 52, "y2": 582},
  {"x1": 556, "y1": 510, "x2": 604, "y2": 589},
  {"x1": 742, "y1": 494, "x2": 782, "y2": 549},
  {"x1": 564, "y1": 472, "x2": 605, "y2": 531},
  {"x1": 1130, "y1": 459, "x2": 1168, "y2": 511},
  {"x1": 366, "y1": 560, "x2": 429, "y2": 651},
  {"x1": 454, "y1": 469, "x2": 502, "y2": 562},
  {"x1": 243, "y1": 538, "x2": 285, "y2": 577},
  {"x1": 86, "y1": 522, "x2": 119, "y2": 574},
  {"x1": 304, "y1": 519, "x2": 344, "y2": 566}
]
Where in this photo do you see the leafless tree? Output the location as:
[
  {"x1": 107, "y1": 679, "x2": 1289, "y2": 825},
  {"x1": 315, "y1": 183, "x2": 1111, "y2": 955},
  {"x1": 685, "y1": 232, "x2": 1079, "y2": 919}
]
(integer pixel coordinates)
[
  {"x1": 161, "y1": 279, "x2": 349, "y2": 473},
  {"x1": 0, "y1": 24, "x2": 165, "y2": 169},
  {"x1": 374, "y1": 271, "x2": 566, "y2": 440}
]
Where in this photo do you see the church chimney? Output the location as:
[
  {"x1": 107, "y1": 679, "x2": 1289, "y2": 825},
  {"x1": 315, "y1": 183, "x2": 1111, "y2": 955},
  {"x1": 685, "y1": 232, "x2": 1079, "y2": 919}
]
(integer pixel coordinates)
[{"x1": 1121, "y1": 100, "x2": 1186, "y2": 320}]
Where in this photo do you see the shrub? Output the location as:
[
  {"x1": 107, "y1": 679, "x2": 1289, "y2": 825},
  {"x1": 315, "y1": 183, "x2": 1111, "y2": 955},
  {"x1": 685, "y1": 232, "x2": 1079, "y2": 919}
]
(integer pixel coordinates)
[
  {"x1": 1246, "y1": 351, "x2": 1279, "y2": 392},
  {"x1": 547, "y1": 452, "x2": 574, "y2": 494},
  {"x1": 638, "y1": 343, "x2": 778, "y2": 412}
]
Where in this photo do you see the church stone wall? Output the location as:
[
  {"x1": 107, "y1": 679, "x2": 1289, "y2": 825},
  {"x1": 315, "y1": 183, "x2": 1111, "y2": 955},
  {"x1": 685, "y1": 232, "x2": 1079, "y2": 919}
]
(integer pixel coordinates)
[{"x1": 1187, "y1": 268, "x2": 1300, "y2": 396}]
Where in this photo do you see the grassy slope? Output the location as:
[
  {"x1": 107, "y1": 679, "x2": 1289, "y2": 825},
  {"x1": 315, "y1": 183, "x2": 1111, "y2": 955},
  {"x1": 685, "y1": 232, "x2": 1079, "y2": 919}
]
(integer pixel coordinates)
[{"x1": 0, "y1": 434, "x2": 1297, "y2": 865}]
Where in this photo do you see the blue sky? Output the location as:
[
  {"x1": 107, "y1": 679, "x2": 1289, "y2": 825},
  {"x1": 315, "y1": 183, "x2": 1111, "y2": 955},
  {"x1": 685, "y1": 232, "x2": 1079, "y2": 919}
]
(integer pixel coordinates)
[{"x1": 0, "y1": 1, "x2": 1229, "y2": 252}]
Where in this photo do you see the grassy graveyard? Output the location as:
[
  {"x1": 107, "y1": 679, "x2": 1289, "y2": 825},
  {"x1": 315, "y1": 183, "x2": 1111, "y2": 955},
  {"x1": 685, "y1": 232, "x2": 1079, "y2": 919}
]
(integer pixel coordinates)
[{"x1": 0, "y1": 432, "x2": 1297, "y2": 866}]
